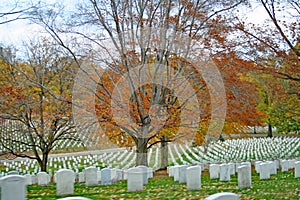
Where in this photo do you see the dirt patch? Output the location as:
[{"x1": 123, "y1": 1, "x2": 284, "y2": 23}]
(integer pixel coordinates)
[
  {"x1": 154, "y1": 169, "x2": 168, "y2": 177},
  {"x1": 0, "y1": 153, "x2": 17, "y2": 160}
]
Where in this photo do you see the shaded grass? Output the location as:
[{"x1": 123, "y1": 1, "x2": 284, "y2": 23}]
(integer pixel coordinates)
[{"x1": 27, "y1": 170, "x2": 300, "y2": 200}]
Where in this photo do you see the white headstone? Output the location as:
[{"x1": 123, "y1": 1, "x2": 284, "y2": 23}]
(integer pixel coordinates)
[
  {"x1": 123, "y1": 169, "x2": 128, "y2": 180},
  {"x1": 24, "y1": 174, "x2": 32, "y2": 185},
  {"x1": 259, "y1": 163, "x2": 270, "y2": 180},
  {"x1": 97, "y1": 171, "x2": 101, "y2": 183},
  {"x1": 56, "y1": 169, "x2": 75, "y2": 196},
  {"x1": 267, "y1": 161, "x2": 277, "y2": 175},
  {"x1": 111, "y1": 169, "x2": 117, "y2": 183},
  {"x1": 78, "y1": 172, "x2": 85, "y2": 183},
  {"x1": 147, "y1": 167, "x2": 153, "y2": 178},
  {"x1": 275, "y1": 160, "x2": 279, "y2": 169},
  {"x1": 127, "y1": 167, "x2": 143, "y2": 192},
  {"x1": 288, "y1": 159, "x2": 295, "y2": 169},
  {"x1": 281, "y1": 160, "x2": 289, "y2": 172},
  {"x1": 254, "y1": 161, "x2": 263, "y2": 173},
  {"x1": 84, "y1": 167, "x2": 98, "y2": 186},
  {"x1": 186, "y1": 166, "x2": 201, "y2": 190},
  {"x1": 209, "y1": 164, "x2": 219, "y2": 179},
  {"x1": 228, "y1": 163, "x2": 235, "y2": 175},
  {"x1": 116, "y1": 169, "x2": 123, "y2": 181},
  {"x1": 37, "y1": 172, "x2": 50, "y2": 186},
  {"x1": 101, "y1": 168, "x2": 112, "y2": 185},
  {"x1": 237, "y1": 165, "x2": 251, "y2": 189},
  {"x1": 168, "y1": 166, "x2": 174, "y2": 177},
  {"x1": 219, "y1": 164, "x2": 230, "y2": 181},
  {"x1": 204, "y1": 192, "x2": 240, "y2": 200},
  {"x1": 31, "y1": 175, "x2": 37, "y2": 185},
  {"x1": 0, "y1": 175, "x2": 26, "y2": 200},
  {"x1": 179, "y1": 165, "x2": 188, "y2": 184},
  {"x1": 294, "y1": 161, "x2": 300, "y2": 178},
  {"x1": 173, "y1": 166, "x2": 180, "y2": 181}
]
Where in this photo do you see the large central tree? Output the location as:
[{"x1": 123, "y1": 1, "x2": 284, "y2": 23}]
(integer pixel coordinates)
[
  {"x1": 70, "y1": 0, "x2": 246, "y2": 166},
  {"x1": 31, "y1": 0, "x2": 246, "y2": 167}
]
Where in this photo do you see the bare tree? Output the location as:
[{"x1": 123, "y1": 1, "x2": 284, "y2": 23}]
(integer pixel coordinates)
[
  {"x1": 260, "y1": 0, "x2": 300, "y2": 57},
  {"x1": 0, "y1": 38, "x2": 82, "y2": 171},
  {"x1": 234, "y1": 0, "x2": 300, "y2": 81},
  {"x1": 74, "y1": 0, "x2": 245, "y2": 167},
  {"x1": 0, "y1": 1, "x2": 37, "y2": 25}
]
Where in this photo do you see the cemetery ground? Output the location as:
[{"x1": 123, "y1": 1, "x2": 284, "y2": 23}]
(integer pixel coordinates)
[
  {"x1": 27, "y1": 169, "x2": 299, "y2": 199},
  {"x1": 0, "y1": 136, "x2": 299, "y2": 199}
]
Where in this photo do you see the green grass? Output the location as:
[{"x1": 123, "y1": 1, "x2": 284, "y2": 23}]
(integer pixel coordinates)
[{"x1": 27, "y1": 170, "x2": 300, "y2": 200}]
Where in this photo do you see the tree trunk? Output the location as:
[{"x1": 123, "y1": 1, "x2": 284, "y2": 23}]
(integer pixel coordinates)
[
  {"x1": 136, "y1": 137, "x2": 148, "y2": 166},
  {"x1": 267, "y1": 123, "x2": 273, "y2": 137},
  {"x1": 160, "y1": 136, "x2": 168, "y2": 170},
  {"x1": 39, "y1": 152, "x2": 48, "y2": 172}
]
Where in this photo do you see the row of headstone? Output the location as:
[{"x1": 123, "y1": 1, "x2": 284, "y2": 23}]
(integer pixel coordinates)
[
  {"x1": 168, "y1": 165, "x2": 202, "y2": 190},
  {"x1": 0, "y1": 148, "x2": 139, "y2": 175},
  {"x1": 179, "y1": 144, "x2": 198, "y2": 164},
  {"x1": 209, "y1": 162, "x2": 245, "y2": 180},
  {"x1": 168, "y1": 145, "x2": 178, "y2": 165},
  {"x1": 208, "y1": 162, "x2": 252, "y2": 189},
  {"x1": 7, "y1": 165, "x2": 152, "y2": 188},
  {"x1": 0, "y1": 166, "x2": 152, "y2": 199},
  {"x1": 167, "y1": 158, "x2": 300, "y2": 192},
  {"x1": 254, "y1": 159, "x2": 300, "y2": 180},
  {"x1": 0, "y1": 120, "x2": 84, "y2": 153},
  {"x1": 0, "y1": 174, "x2": 241, "y2": 200},
  {"x1": 162, "y1": 137, "x2": 300, "y2": 169},
  {"x1": 123, "y1": 154, "x2": 136, "y2": 169},
  {"x1": 79, "y1": 167, "x2": 124, "y2": 186},
  {"x1": 1, "y1": 136, "x2": 298, "y2": 176},
  {"x1": 191, "y1": 136, "x2": 300, "y2": 163},
  {"x1": 0, "y1": 173, "x2": 85, "y2": 199},
  {"x1": 0, "y1": 161, "x2": 299, "y2": 199},
  {"x1": 168, "y1": 163, "x2": 251, "y2": 191},
  {"x1": 16, "y1": 166, "x2": 127, "y2": 187},
  {"x1": 173, "y1": 145, "x2": 189, "y2": 165}
]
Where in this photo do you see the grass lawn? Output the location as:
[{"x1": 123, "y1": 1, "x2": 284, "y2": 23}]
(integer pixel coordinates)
[{"x1": 27, "y1": 170, "x2": 300, "y2": 200}]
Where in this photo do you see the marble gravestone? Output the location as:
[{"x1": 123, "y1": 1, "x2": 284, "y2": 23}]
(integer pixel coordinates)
[
  {"x1": 84, "y1": 167, "x2": 98, "y2": 186},
  {"x1": 127, "y1": 167, "x2": 143, "y2": 192},
  {"x1": 0, "y1": 175, "x2": 27, "y2": 200},
  {"x1": 209, "y1": 164, "x2": 220, "y2": 179},
  {"x1": 186, "y1": 165, "x2": 201, "y2": 190},
  {"x1": 37, "y1": 172, "x2": 50, "y2": 186},
  {"x1": 237, "y1": 165, "x2": 252, "y2": 189},
  {"x1": 101, "y1": 168, "x2": 112, "y2": 185},
  {"x1": 219, "y1": 164, "x2": 230, "y2": 181},
  {"x1": 56, "y1": 169, "x2": 75, "y2": 196}
]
